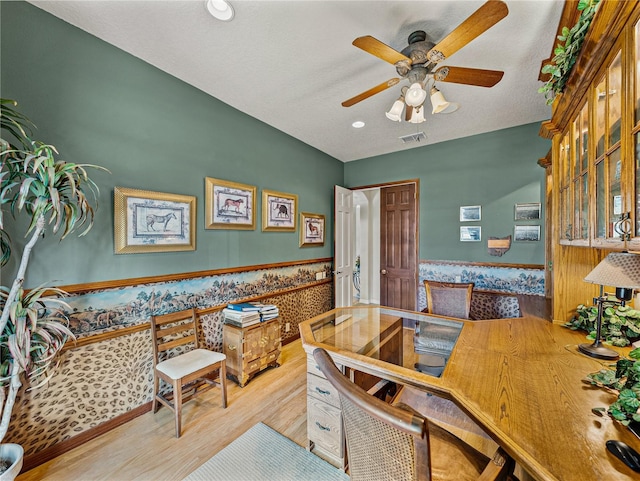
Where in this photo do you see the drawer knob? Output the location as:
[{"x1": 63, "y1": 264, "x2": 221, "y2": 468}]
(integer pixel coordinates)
[
  {"x1": 315, "y1": 421, "x2": 330, "y2": 432},
  {"x1": 315, "y1": 387, "x2": 331, "y2": 396},
  {"x1": 227, "y1": 344, "x2": 237, "y2": 351}
]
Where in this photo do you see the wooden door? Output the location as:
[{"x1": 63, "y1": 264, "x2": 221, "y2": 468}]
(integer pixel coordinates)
[
  {"x1": 334, "y1": 186, "x2": 354, "y2": 307},
  {"x1": 380, "y1": 183, "x2": 417, "y2": 310}
]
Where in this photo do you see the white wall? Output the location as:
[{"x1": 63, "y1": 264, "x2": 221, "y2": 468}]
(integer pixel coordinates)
[{"x1": 354, "y1": 189, "x2": 380, "y2": 305}]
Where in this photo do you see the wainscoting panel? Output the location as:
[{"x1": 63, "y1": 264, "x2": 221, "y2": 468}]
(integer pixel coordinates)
[{"x1": 7, "y1": 260, "x2": 333, "y2": 464}]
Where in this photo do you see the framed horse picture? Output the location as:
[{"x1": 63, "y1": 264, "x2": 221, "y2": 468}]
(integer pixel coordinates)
[
  {"x1": 205, "y1": 177, "x2": 256, "y2": 230},
  {"x1": 262, "y1": 189, "x2": 297, "y2": 232},
  {"x1": 300, "y1": 212, "x2": 325, "y2": 247},
  {"x1": 114, "y1": 187, "x2": 196, "y2": 254}
]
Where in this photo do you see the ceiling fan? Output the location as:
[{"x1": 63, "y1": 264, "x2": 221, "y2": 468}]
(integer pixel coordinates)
[{"x1": 342, "y1": 0, "x2": 509, "y2": 123}]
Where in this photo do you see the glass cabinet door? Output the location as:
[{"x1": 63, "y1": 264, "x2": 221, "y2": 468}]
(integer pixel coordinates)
[
  {"x1": 578, "y1": 104, "x2": 589, "y2": 240},
  {"x1": 567, "y1": 103, "x2": 589, "y2": 243},
  {"x1": 609, "y1": 149, "x2": 622, "y2": 237},
  {"x1": 609, "y1": 52, "x2": 623, "y2": 147},
  {"x1": 596, "y1": 159, "x2": 606, "y2": 237},
  {"x1": 559, "y1": 132, "x2": 572, "y2": 242},
  {"x1": 634, "y1": 21, "x2": 640, "y2": 237},
  {"x1": 594, "y1": 49, "x2": 624, "y2": 245}
]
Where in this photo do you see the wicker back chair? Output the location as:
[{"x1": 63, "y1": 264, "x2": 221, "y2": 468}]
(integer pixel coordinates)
[
  {"x1": 424, "y1": 280, "x2": 474, "y2": 319},
  {"x1": 312, "y1": 348, "x2": 516, "y2": 481}
]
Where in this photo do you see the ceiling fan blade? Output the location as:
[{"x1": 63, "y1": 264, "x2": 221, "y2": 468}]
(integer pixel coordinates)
[
  {"x1": 433, "y1": 66, "x2": 504, "y2": 87},
  {"x1": 342, "y1": 78, "x2": 401, "y2": 107},
  {"x1": 353, "y1": 36, "x2": 412, "y2": 66},
  {"x1": 427, "y1": 0, "x2": 508, "y2": 63}
]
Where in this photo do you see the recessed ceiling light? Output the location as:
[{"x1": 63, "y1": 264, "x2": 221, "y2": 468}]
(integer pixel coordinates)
[
  {"x1": 206, "y1": 0, "x2": 234, "y2": 21},
  {"x1": 352, "y1": 121, "x2": 365, "y2": 129}
]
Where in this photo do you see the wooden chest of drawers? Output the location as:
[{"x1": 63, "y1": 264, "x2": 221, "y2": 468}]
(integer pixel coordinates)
[{"x1": 223, "y1": 317, "x2": 281, "y2": 387}]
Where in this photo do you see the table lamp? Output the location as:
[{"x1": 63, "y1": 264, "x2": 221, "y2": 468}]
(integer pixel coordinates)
[{"x1": 580, "y1": 252, "x2": 640, "y2": 359}]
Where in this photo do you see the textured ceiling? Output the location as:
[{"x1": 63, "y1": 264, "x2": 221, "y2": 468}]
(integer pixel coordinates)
[{"x1": 30, "y1": 0, "x2": 564, "y2": 162}]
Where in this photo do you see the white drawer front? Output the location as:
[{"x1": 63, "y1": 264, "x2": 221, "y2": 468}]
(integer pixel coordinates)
[
  {"x1": 306, "y1": 355, "x2": 326, "y2": 378},
  {"x1": 307, "y1": 354, "x2": 342, "y2": 378},
  {"x1": 307, "y1": 374, "x2": 340, "y2": 408},
  {"x1": 307, "y1": 397, "x2": 343, "y2": 458}
]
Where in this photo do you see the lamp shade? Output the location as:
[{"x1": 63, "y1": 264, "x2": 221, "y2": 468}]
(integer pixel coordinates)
[
  {"x1": 385, "y1": 99, "x2": 404, "y2": 122},
  {"x1": 430, "y1": 87, "x2": 460, "y2": 114},
  {"x1": 405, "y1": 83, "x2": 427, "y2": 107},
  {"x1": 408, "y1": 105, "x2": 425, "y2": 124},
  {"x1": 584, "y1": 252, "x2": 640, "y2": 289}
]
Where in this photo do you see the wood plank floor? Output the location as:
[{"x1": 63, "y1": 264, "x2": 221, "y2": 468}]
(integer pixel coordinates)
[{"x1": 17, "y1": 339, "x2": 309, "y2": 481}]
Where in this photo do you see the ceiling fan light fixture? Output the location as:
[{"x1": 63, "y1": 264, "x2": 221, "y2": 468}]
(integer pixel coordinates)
[
  {"x1": 405, "y1": 82, "x2": 427, "y2": 107},
  {"x1": 206, "y1": 0, "x2": 234, "y2": 21},
  {"x1": 430, "y1": 86, "x2": 459, "y2": 114},
  {"x1": 385, "y1": 99, "x2": 405, "y2": 122}
]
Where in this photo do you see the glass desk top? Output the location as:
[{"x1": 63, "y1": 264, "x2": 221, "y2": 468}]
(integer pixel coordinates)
[{"x1": 307, "y1": 306, "x2": 464, "y2": 377}]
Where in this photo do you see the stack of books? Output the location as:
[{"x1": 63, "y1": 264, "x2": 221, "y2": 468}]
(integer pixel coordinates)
[
  {"x1": 249, "y1": 302, "x2": 279, "y2": 321},
  {"x1": 223, "y1": 303, "x2": 261, "y2": 328}
]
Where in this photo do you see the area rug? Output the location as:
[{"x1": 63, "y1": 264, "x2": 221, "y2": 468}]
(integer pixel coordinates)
[{"x1": 183, "y1": 422, "x2": 349, "y2": 481}]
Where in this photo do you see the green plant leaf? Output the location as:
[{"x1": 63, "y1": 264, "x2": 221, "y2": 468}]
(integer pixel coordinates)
[{"x1": 538, "y1": 0, "x2": 601, "y2": 102}]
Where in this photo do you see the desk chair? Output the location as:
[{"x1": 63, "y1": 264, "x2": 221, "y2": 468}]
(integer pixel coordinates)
[
  {"x1": 313, "y1": 348, "x2": 516, "y2": 481},
  {"x1": 424, "y1": 280, "x2": 474, "y2": 319},
  {"x1": 151, "y1": 308, "x2": 227, "y2": 437}
]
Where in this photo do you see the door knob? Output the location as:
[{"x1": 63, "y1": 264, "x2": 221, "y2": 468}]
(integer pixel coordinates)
[{"x1": 381, "y1": 269, "x2": 387, "y2": 275}]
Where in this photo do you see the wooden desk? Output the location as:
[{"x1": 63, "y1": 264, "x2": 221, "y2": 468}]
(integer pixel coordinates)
[{"x1": 300, "y1": 306, "x2": 640, "y2": 481}]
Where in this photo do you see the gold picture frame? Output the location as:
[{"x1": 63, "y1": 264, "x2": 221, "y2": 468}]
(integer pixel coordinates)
[
  {"x1": 205, "y1": 177, "x2": 256, "y2": 230},
  {"x1": 114, "y1": 187, "x2": 196, "y2": 254},
  {"x1": 262, "y1": 189, "x2": 297, "y2": 232},
  {"x1": 300, "y1": 212, "x2": 325, "y2": 247}
]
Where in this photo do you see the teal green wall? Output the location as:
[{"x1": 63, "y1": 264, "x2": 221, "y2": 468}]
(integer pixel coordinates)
[
  {"x1": 344, "y1": 123, "x2": 549, "y2": 264},
  {"x1": 1, "y1": 1, "x2": 342, "y2": 287},
  {"x1": 1, "y1": 2, "x2": 550, "y2": 288}
]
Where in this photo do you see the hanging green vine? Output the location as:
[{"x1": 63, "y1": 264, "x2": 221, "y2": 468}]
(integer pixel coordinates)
[{"x1": 538, "y1": 0, "x2": 601, "y2": 105}]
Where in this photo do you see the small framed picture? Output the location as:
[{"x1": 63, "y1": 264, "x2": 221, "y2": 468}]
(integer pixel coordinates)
[
  {"x1": 205, "y1": 177, "x2": 256, "y2": 230},
  {"x1": 114, "y1": 187, "x2": 196, "y2": 254},
  {"x1": 262, "y1": 189, "x2": 297, "y2": 231},
  {"x1": 460, "y1": 226, "x2": 481, "y2": 242},
  {"x1": 514, "y1": 225, "x2": 540, "y2": 241},
  {"x1": 300, "y1": 212, "x2": 325, "y2": 247},
  {"x1": 514, "y1": 203, "x2": 541, "y2": 221},
  {"x1": 460, "y1": 205, "x2": 481, "y2": 222}
]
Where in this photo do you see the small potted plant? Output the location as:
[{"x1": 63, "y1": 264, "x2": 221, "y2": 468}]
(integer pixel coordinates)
[{"x1": 0, "y1": 99, "x2": 106, "y2": 479}]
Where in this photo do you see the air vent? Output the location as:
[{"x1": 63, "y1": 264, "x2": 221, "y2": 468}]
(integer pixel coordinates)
[{"x1": 399, "y1": 132, "x2": 426, "y2": 144}]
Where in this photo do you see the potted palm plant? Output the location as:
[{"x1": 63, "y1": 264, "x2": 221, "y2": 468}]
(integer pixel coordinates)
[{"x1": 0, "y1": 99, "x2": 106, "y2": 479}]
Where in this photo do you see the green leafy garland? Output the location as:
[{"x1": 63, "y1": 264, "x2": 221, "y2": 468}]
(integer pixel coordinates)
[
  {"x1": 587, "y1": 348, "x2": 640, "y2": 425},
  {"x1": 565, "y1": 300, "x2": 640, "y2": 347},
  {"x1": 538, "y1": 0, "x2": 601, "y2": 105}
]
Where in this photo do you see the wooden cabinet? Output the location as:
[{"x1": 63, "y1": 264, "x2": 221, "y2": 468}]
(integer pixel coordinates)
[
  {"x1": 223, "y1": 317, "x2": 281, "y2": 387},
  {"x1": 540, "y1": 3, "x2": 640, "y2": 322},
  {"x1": 554, "y1": 11, "x2": 640, "y2": 249}
]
